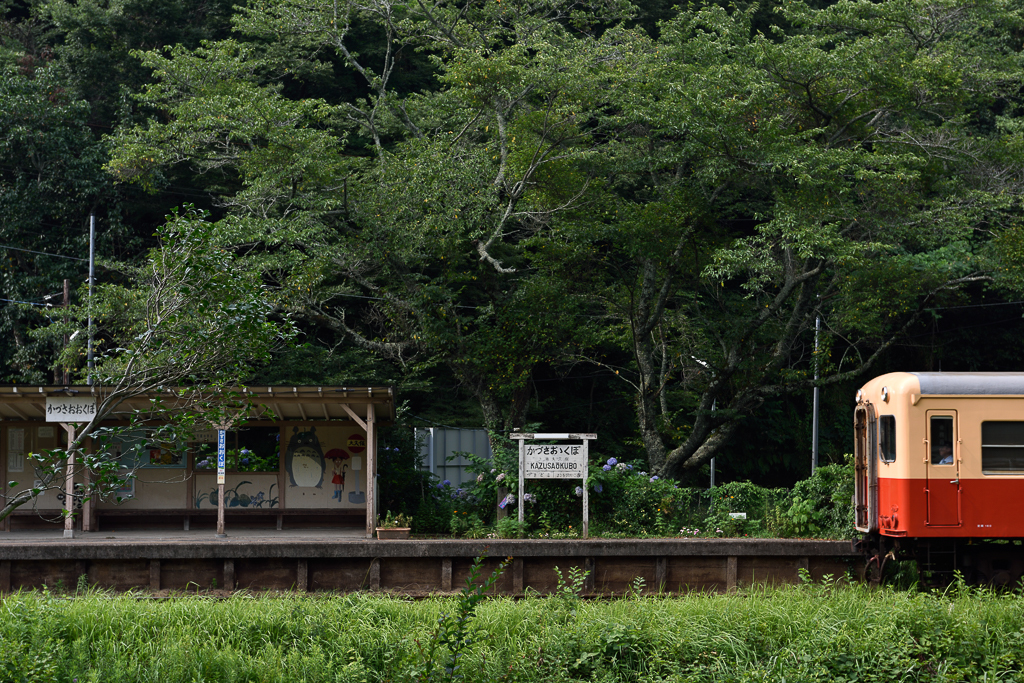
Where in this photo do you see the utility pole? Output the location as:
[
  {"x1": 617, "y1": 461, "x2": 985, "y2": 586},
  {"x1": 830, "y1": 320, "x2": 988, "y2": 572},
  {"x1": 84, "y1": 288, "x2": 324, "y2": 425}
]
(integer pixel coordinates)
[
  {"x1": 62, "y1": 278, "x2": 70, "y2": 386},
  {"x1": 811, "y1": 315, "x2": 821, "y2": 474},
  {"x1": 87, "y1": 213, "x2": 95, "y2": 385}
]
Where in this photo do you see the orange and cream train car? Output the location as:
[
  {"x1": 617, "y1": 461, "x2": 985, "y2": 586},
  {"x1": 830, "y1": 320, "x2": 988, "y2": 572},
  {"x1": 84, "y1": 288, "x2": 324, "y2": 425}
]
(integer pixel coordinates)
[{"x1": 854, "y1": 372, "x2": 1024, "y2": 585}]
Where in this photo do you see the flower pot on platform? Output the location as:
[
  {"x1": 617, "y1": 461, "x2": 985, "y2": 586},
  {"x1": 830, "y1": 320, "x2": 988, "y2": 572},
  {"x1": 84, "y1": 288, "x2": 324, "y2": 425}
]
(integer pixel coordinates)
[{"x1": 377, "y1": 527, "x2": 411, "y2": 540}]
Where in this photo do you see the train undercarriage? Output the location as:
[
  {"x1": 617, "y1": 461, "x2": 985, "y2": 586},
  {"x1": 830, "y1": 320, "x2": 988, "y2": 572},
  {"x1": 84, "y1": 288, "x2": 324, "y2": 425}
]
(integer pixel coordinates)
[{"x1": 856, "y1": 534, "x2": 1024, "y2": 587}]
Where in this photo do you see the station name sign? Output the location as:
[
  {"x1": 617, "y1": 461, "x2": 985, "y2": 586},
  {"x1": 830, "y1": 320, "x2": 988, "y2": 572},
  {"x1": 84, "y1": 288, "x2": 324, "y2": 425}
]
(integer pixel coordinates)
[
  {"x1": 524, "y1": 444, "x2": 586, "y2": 479},
  {"x1": 45, "y1": 397, "x2": 97, "y2": 422}
]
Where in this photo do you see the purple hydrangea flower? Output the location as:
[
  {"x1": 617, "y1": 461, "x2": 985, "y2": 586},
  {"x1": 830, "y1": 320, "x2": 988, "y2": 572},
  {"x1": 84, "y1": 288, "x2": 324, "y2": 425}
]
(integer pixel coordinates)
[
  {"x1": 650, "y1": 476, "x2": 659, "y2": 482},
  {"x1": 602, "y1": 464, "x2": 612, "y2": 471},
  {"x1": 593, "y1": 483, "x2": 603, "y2": 493},
  {"x1": 606, "y1": 457, "x2": 617, "y2": 466},
  {"x1": 574, "y1": 486, "x2": 583, "y2": 497}
]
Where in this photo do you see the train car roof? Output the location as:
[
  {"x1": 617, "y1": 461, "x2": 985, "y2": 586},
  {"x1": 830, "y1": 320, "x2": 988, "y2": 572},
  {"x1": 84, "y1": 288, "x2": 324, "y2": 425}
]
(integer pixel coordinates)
[{"x1": 912, "y1": 372, "x2": 1024, "y2": 395}]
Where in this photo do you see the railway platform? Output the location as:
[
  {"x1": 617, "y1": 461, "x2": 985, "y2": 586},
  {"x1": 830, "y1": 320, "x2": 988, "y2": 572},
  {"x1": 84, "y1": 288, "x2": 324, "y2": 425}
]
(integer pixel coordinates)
[{"x1": 0, "y1": 529, "x2": 858, "y2": 595}]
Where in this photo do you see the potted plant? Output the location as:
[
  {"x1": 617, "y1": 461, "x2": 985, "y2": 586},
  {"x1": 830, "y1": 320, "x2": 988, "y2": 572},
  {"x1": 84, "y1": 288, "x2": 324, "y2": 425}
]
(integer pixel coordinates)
[{"x1": 376, "y1": 511, "x2": 412, "y2": 539}]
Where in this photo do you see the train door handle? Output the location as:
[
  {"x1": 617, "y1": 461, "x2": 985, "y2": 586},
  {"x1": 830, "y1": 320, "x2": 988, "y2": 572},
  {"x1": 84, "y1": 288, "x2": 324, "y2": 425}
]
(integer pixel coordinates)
[{"x1": 950, "y1": 479, "x2": 959, "y2": 485}]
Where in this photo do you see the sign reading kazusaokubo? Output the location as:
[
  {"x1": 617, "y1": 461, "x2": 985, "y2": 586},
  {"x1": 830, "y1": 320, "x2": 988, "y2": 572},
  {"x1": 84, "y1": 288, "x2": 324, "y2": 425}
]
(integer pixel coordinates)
[
  {"x1": 524, "y1": 444, "x2": 586, "y2": 479},
  {"x1": 45, "y1": 397, "x2": 97, "y2": 422},
  {"x1": 511, "y1": 433, "x2": 597, "y2": 538}
]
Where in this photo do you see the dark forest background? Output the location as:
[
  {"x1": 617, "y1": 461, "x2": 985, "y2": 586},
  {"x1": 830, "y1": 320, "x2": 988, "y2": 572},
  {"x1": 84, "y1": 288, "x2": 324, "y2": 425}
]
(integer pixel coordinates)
[{"x1": 3, "y1": 0, "x2": 1024, "y2": 487}]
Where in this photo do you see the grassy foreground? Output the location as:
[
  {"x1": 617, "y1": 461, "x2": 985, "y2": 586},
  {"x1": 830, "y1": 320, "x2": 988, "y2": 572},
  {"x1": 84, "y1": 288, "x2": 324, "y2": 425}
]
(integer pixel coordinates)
[{"x1": 3, "y1": 579, "x2": 1024, "y2": 683}]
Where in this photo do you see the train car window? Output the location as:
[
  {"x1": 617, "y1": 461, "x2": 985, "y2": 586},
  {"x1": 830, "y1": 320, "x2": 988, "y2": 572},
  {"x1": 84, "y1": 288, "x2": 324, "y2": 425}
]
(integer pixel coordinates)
[
  {"x1": 930, "y1": 416, "x2": 954, "y2": 465},
  {"x1": 879, "y1": 416, "x2": 896, "y2": 463},
  {"x1": 981, "y1": 422, "x2": 1024, "y2": 472}
]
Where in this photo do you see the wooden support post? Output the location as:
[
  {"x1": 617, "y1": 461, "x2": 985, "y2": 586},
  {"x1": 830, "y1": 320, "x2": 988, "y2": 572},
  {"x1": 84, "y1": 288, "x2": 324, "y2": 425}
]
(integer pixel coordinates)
[
  {"x1": 655, "y1": 557, "x2": 667, "y2": 593},
  {"x1": 369, "y1": 558, "x2": 381, "y2": 591},
  {"x1": 517, "y1": 440, "x2": 525, "y2": 524},
  {"x1": 216, "y1": 483, "x2": 225, "y2": 537},
  {"x1": 150, "y1": 560, "x2": 161, "y2": 592},
  {"x1": 366, "y1": 404, "x2": 376, "y2": 540},
  {"x1": 441, "y1": 558, "x2": 452, "y2": 592},
  {"x1": 513, "y1": 558, "x2": 524, "y2": 595},
  {"x1": 297, "y1": 559, "x2": 308, "y2": 592},
  {"x1": 276, "y1": 514, "x2": 283, "y2": 531},
  {"x1": 63, "y1": 423, "x2": 75, "y2": 539},
  {"x1": 0, "y1": 560, "x2": 10, "y2": 593},
  {"x1": 81, "y1": 436, "x2": 93, "y2": 532},
  {"x1": 584, "y1": 557, "x2": 596, "y2": 594},
  {"x1": 223, "y1": 559, "x2": 234, "y2": 591},
  {"x1": 726, "y1": 556, "x2": 738, "y2": 592},
  {"x1": 581, "y1": 439, "x2": 589, "y2": 539}
]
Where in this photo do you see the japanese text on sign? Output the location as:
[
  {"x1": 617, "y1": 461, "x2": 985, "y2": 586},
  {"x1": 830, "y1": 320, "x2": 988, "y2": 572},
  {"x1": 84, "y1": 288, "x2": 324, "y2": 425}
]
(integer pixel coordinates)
[
  {"x1": 524, "y1": 444, "x2": 585, "y2": 479},
  {"x1": 45, "y1": 397, "x2": 97, "y2": 422},
  {"x1": 217, "y1": 429, "x2": 226, "y2": 485}
]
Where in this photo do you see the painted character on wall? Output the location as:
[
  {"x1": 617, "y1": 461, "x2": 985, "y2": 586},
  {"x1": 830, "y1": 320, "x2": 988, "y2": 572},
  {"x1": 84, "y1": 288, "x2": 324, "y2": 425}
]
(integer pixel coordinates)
[
  {"x1": 285, "y1": 427, "x2": 326, "y2": 488},
  {"x1": 325, "y1": 448, "x2": 349, "y2": 501}
]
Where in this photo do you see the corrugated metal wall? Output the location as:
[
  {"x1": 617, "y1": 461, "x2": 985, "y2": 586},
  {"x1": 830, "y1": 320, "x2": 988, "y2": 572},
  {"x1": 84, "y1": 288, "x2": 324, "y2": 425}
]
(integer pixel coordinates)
[{"x1": 416, "y1": 428, "x2": 492, "y2": 488}]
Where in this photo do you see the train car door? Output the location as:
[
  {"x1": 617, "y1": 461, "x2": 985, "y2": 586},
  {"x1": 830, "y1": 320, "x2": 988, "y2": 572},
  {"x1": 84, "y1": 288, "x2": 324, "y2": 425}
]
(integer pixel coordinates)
[
  {"x1": 925, "y1": 411, "x2": 961, "y2": 526},
  {"x1": 854, "y1": 404, "x2": 877, "y2": 532}
]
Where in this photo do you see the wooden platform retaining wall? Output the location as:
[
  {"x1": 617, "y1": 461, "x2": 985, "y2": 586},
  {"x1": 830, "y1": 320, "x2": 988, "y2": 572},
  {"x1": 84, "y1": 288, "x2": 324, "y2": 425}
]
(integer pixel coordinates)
[{"x1": 0, "y1": 539, "x2": 858, "y2": 595}]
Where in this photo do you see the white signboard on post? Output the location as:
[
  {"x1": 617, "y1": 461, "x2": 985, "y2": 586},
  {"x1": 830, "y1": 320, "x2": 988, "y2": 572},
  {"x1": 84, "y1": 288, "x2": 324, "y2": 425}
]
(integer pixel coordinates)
[
  {"x1": 45, "y1": 397, "x2": 96, "y2": 422},
  {"x1": 217, "y1": 429, "x2": 226, "y2": 485},
  {"x1": 510, "y1": 433, "x2": 597, "y2": 538},
  {"x1": 524, "y1": 444, "x2": 586, "y2": 479}
]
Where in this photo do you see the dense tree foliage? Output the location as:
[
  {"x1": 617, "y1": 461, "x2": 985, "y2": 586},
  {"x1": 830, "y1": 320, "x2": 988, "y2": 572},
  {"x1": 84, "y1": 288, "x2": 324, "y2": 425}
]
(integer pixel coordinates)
[{"x1": 3, "y1": 0, "x2": 1024, "y2": 485}]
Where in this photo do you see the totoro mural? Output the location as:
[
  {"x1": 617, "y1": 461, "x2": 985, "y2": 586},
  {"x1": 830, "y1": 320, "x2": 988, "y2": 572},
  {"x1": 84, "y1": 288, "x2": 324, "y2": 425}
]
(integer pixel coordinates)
[{"x1": 285, "y1": 427, "x2": 326, "y2": 488}]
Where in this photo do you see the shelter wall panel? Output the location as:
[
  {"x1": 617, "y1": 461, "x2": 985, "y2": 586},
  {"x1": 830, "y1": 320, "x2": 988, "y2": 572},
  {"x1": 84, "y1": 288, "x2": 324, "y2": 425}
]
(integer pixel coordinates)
[
  {"x1": 94, "y1": 480, "x2": 185, "y2": 510},
  {"x1": 380, "y1": 558, "x2": 441, "y2": 593},
  {"x1": 665, "y1": 557, "x2": 728, "y2": 593},
  {"x1": 282, "y1": 426, "x2": 369, "y2": 509},
  {"x1": 308, "y1": 558, "x2": 373, "y2": 591},
  {"x1": 234, "y1": 558, "x2": 296, "y2": 590},
  {"x1": 160, "y1": 559, "x2": 221, "y2": 591},
  {"x1": 87, "y1": 560, "x2": 149, "y2": 590},
  {"x1": 193, "y1": 474, "x2": 279, "y2": 510}
]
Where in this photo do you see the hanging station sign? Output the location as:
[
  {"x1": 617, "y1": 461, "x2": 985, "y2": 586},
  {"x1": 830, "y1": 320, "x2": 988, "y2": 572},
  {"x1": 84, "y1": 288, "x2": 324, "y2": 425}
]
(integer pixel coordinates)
[{"x1": 45, "y1": 396, "x2": 96, "y2": 422}]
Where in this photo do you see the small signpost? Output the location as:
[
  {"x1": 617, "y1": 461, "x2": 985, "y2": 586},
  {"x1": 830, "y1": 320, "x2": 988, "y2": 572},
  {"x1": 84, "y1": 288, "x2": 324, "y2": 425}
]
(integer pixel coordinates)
[
  {"x1": 216, "y1": 428, "x2": 227, "y2": 537},
  {"x1": 510, "y1": 433, "x2": 596, "y2": 539}
]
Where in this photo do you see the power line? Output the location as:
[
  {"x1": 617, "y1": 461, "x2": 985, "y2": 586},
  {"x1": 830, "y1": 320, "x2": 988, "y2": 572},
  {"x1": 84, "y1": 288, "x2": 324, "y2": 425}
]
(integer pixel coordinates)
[
  {"x1": 0, "y1": 244, "x2": 87, "y2": 262},
  {"x1": 0, "y1": 297, "x2": 51, "y2": 307}
]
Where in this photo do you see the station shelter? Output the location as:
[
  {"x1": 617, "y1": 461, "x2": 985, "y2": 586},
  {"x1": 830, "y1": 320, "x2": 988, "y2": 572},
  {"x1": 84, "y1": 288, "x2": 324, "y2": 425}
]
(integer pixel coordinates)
[{"x1": 0, "y1": 386, "x2": 395, "y2": 538}]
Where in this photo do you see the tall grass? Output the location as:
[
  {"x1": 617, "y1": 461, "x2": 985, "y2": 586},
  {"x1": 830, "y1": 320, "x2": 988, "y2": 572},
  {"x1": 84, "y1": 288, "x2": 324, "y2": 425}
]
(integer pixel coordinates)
[{"x1": 3, "y1": 580, "x2": 1024, "y2": 682}]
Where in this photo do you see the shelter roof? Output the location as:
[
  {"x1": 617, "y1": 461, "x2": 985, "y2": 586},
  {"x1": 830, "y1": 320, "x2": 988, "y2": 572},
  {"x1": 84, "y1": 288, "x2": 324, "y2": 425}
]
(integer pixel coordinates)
[{"x1": 0, "y1": 385, "x2": 395, "y2": 424}]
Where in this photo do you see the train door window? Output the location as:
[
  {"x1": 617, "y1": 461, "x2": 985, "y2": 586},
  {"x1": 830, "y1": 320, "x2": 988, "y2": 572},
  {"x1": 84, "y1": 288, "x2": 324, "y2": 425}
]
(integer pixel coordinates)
[
  {"x1": 981, "y1": 422, "x2": 1024, "y2": 473},
  {"x1": 879, "y1": 415, "x2": 896, "y2": 463},
  {"x1": 930, "y1": 416, "x2": 955, "y2": 465}
]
